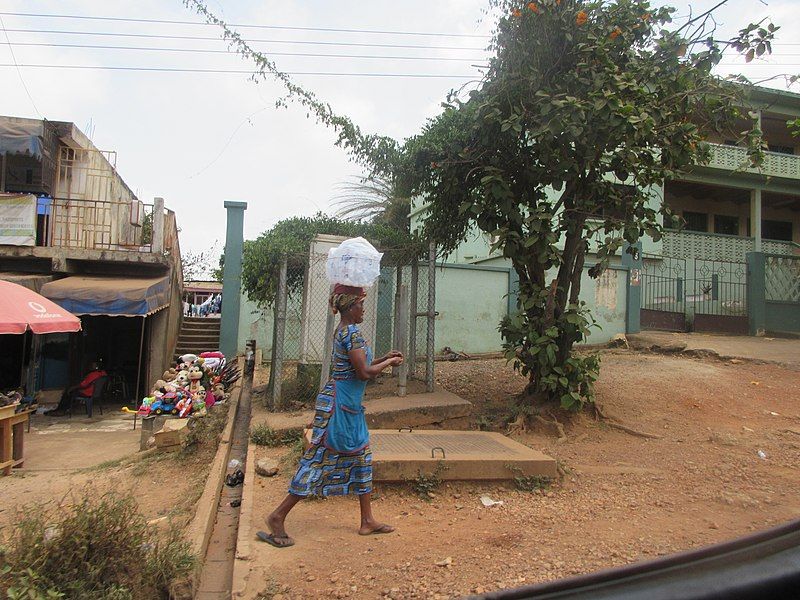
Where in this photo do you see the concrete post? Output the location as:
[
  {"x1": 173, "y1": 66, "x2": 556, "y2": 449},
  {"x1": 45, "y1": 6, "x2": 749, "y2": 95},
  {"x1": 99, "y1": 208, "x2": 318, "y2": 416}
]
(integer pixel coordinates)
[
  {"x1": 408, "y1": 262, "x2": 419, "y2": 379},
  {"x1": 746, "y1": 251, "x2": 766, "y2": 336},
  {"x1": 220, "y1": 201, "x2": 247, "y2": 359},
  {"x1": 426, "y1": 242, "x2": 436, "y2": 393},
  {"x1": 270, "y1": 257, "x2": 288, "y2": 409},
  {"x1": 397, "y1": 284, "x2": 409, "y2": 396},
  {"x1": 750, "y1": 189, "x2": 762, "y2": 253},
  {"x1": 622, "y1": 242, "x2": 643, "y2": 335},
  {"x1": 319, "y1": 305, "x2": 336, "y2": 393},
  {"x1": 152, "y1": 197, "x2": 165, "y2": 253}
]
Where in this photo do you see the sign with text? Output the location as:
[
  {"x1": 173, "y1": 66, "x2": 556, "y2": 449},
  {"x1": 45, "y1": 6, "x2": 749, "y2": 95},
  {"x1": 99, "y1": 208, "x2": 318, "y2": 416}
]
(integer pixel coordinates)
[{"x1": 0, "y1": 194, "x2": 37, "y2": 246}]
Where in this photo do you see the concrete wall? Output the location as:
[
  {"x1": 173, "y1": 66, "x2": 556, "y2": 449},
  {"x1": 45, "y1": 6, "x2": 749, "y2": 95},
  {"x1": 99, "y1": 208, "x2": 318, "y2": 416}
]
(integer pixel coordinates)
[
  {"x1": 430, "y1": 261, "x2": 628, "y2": 354},
  {"x1": 434, "y1": 265, "x2": 510, "y2": 354}
]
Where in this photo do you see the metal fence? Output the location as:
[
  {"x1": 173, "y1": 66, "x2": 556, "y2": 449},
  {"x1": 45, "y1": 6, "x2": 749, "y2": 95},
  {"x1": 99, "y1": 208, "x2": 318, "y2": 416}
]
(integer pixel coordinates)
[
  {"x1": 765, "y1": 254, "x2": 800, "y2": 303},
  {"x1": 267, "y1": 242, "x2": 436, "y2": 409}
]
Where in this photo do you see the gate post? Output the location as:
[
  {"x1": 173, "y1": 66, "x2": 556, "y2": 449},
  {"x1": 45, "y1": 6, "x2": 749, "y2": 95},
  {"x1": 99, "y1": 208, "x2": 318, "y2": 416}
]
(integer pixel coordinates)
[
  {"x1": 622, "y1": 242, "x2": 643, "y2": 334},
  {"x1": 746, "y1": 252, "x2": 766, "y2": 336},
  {"x1": 220, "y1": 200, "x2": 247, "y2": 359}
]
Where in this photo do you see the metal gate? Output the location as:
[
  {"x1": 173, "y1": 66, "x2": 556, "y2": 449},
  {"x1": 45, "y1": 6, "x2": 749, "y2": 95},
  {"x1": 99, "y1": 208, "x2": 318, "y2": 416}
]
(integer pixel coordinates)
[
  {"x1": 689, "y1": 258, "x2": 748, "y2": 334},
  {"x1": 640, "y1": 254, "x2": 687, "y2": 331}
]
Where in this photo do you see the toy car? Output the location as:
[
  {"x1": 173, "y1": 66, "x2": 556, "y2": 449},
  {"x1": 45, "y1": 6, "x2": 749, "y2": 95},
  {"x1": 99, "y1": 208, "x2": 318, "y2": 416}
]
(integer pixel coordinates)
[{"x1": 149, "y1": 399, "x2": 178, "y2": 415}]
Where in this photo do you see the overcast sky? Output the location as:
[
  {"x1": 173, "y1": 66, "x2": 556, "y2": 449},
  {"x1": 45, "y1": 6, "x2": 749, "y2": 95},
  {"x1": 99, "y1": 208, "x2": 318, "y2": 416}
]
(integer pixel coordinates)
[{"x1": 2, "y1": 0, "x2": 797, "y2": 270}]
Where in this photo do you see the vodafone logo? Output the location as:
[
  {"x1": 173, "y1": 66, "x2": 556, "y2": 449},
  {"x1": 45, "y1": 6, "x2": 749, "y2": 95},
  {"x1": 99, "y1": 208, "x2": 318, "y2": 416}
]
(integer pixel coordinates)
[
  {"x1": 28, "y1": 300, "x2": 63, "y2": 319},
  {"x1": 28, "y1": 301, "x2": 47, "y2": 313}
]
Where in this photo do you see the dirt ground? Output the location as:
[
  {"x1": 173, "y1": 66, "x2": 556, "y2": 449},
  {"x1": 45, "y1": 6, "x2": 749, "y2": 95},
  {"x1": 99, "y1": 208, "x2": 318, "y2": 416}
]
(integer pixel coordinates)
[
  {"x1": 244, "y1": 350, "x2": 800, "y2": 599},
  {"x1": 0, "y1": 411, "x2": 223, "y2": 535}
]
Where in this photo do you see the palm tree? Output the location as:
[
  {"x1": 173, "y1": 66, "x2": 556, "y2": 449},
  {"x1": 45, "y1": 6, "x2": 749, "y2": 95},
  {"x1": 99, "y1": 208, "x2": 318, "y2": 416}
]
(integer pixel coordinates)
[{"x1": 330, "y1": 174, "x2": 411, "y2": 231}]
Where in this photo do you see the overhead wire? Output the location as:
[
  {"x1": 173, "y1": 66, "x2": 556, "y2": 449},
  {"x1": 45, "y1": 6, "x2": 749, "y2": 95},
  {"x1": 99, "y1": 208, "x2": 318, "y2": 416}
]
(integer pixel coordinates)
[
  {"x1": 0, "y1": 11, "x2": 491, "y2": 39},
  {"x1": 0, "y1": 64, "x2": 479, "y2": 78},
  {"x1": 6, "y1": 41, "x2": 488, "y2": 62},
  {"x1": 0, "y1": 15, "x2": 42, "y2": 117},
  {"x1": 0, "y1": 28, "x2": 489, "y2": 51}
]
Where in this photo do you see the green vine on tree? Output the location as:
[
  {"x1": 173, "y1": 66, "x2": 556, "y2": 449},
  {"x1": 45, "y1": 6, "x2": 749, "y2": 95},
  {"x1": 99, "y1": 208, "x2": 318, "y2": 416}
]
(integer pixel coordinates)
[{"x1": 184, "y1": 0, "x2": 782, "y2": 413}]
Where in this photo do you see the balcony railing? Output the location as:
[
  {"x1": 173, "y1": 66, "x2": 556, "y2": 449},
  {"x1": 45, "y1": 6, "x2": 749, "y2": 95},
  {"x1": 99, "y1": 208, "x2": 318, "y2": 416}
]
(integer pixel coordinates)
[
  {"x1": 705, "y1": 143, "x2": 800, "y2": 180},
  {"x1": 35, "y1": 197, "x2": 155, "y2": 252},
  {"x1": 662, "y1": 229, "x2": 800, "y2": 262}
]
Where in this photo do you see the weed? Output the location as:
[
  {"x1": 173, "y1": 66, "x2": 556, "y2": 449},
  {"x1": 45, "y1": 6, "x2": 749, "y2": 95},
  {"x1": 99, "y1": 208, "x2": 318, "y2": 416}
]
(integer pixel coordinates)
[
  {"x1": 282, "y1": 365, "x2": 321, "y2": 407},
  {"x1": 505, "y1": 464, "x2": 552, "y2": 492},
  {"x1": 279, "y1": 437, "x2": 305, "y2": 470},
  {"x1": 182, "y1": 403, "x2": 229, "y2": 452},
  {"x1": 407, "y1": 462, "x2": 448, "y2": 500},
  {"x1": 250, "y1": 424, "x2": 303, "y2": 447},
  {"x1": 0, "y1": 491, "x2": 194, "y2": 599}
]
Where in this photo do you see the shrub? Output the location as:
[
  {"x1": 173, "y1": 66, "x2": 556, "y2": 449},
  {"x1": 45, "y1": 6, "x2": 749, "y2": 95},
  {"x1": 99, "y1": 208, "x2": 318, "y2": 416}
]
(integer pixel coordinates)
[
  {"x1": 0, "y1": 492, "x2": 194, "y2": 599},
  {"x1": 250, "y1": 424, "x2": 302, "y2": 448}
]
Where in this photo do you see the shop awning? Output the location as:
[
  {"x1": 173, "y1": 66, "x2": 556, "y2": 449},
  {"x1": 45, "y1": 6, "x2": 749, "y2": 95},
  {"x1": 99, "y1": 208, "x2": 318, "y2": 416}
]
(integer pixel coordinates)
[{"x1": 40, "y1": 275, "x2": 171, "y2": 317}]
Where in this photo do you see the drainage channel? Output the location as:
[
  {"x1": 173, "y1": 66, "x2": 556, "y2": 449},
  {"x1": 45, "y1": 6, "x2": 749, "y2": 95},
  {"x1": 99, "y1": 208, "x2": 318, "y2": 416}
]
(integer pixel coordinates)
[{"x1": 195, "y1": 370, "x2": 252, "y2": 599}]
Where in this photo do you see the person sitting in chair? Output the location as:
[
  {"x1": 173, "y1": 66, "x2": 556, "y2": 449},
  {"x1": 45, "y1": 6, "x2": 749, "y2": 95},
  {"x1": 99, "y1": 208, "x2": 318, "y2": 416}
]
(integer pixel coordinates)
[{"x1": 45, "y1": 361, "x2": 107, "y2": 417}]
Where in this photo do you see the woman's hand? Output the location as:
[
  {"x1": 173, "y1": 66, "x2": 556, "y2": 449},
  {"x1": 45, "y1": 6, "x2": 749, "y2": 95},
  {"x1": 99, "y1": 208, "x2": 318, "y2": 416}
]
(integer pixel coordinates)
[{"x1": 373, "y1": 350, "x2": 403, "y2": 365}]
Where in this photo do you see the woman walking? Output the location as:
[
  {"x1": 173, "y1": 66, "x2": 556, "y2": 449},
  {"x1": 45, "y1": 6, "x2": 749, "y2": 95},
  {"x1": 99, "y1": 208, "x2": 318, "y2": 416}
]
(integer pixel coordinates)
[{"x1": 258, "y1": 283, "x2": 403, "y2": 547}]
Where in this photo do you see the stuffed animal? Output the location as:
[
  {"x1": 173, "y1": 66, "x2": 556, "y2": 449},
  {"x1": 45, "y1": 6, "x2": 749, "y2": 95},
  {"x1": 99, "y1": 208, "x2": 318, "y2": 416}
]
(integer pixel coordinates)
[
  {"x1": 179, "y1": 353, "x2": 198, "y2": 367},
  {"x1": 173, "y1": 370, "x2": 190, "y2": 389},
  {"x1": 188, "y1": 365, "x2": 203, "y2": 392},
  {"x1": 162, "y1": 367, "x2": 177, "y2": 381},
  {"x1": 212, "y1": 382, "x2": 225, "y2": 402}
]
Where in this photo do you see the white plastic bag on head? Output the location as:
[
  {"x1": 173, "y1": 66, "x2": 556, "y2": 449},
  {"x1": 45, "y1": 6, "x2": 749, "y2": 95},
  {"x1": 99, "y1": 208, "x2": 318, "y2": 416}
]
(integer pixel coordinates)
[{"x1": 326, "y1": 237, "x2": 383, "y2": 287}]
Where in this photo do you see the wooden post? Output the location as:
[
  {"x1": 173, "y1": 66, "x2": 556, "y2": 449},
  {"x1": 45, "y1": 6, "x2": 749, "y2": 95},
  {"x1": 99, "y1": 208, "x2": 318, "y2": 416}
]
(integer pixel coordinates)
[
  {"x1": 272, "y1": 257, "x2": 288, "y2": 409},
  {"x1": 397, "y1": 284, "x2": 409, "y2": 396}
]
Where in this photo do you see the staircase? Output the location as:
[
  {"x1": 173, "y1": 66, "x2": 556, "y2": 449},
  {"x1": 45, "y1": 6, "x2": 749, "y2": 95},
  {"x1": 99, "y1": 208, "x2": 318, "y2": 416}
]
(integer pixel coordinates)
[{"x1": 175, "y1": 316, "x2": 221, "y2": 356}]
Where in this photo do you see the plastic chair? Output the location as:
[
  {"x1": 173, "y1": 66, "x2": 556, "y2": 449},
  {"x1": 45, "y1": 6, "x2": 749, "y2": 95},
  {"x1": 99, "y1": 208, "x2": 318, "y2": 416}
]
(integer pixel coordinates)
[{"x1": 70, "y1": 376, "x2": 108, "y2": 418}]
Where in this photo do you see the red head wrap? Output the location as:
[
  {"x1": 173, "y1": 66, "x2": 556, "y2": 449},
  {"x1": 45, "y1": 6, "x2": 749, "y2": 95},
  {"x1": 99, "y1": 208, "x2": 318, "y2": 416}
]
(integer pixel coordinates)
[{"x1": 333, "y1": 284, "x2": 365, "y2": 297}]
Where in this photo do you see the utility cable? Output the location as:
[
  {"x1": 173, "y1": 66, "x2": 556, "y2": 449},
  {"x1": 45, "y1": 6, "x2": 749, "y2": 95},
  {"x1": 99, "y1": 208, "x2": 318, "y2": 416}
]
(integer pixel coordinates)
[
  {"x1": 8, "y1": 41, "x2": 487, "y2": 62},
  {"x1": 0, "y1": 15, "x2": 42, "y2": 117},
  {"x1": 0, "y1": 63, "x2": 478, "y2": 78},
  {"x1": 0, "y1": 11, "x2": 490, "y2": 39},
  {"x1": 0, "y1": 28, "x2": 489, "y2": 51}
]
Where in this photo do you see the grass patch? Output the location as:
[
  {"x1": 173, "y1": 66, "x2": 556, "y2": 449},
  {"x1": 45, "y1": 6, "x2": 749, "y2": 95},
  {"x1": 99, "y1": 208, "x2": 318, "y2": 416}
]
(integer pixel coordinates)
[
  {"x1": 182, "y1": 403, "x2": 229, "y2": 453},
  {"x1": 282, "y1": 364, "x2": 321, "y2": 407},
  {"x1": 0, "y1": 491, "x2": 194, "y2": 600},
  {"x1": 407, "y1": 462, "x2": 448, "y2": 500},
  {"x1": 250, "y1": 424, "x2": 303, "y2": 447},
  {"x1": 506, "y1": 464, "x2": 553, "y2": 492}
]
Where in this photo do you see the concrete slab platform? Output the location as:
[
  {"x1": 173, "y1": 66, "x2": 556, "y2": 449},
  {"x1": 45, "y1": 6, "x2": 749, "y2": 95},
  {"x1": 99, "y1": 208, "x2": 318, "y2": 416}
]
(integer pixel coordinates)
[
  {"x1": 262, "y1": 389, "x2": 472, "y2": 432},
  {"x1": 369, "y1": 430, "x2": 557, "y2": 481}
]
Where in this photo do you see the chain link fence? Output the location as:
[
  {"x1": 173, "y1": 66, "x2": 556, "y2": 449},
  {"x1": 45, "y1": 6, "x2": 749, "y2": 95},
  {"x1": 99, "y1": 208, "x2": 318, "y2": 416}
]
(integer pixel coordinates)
[{"x1": 266, "y1": 240, "x2": 436, "y2": 410}]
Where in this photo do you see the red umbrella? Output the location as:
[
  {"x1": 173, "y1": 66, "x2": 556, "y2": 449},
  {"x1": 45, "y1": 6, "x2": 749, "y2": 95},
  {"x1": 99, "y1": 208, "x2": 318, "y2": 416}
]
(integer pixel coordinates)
[{"x1": 0, "y1": 280, "x2": 82, "y2": 335}]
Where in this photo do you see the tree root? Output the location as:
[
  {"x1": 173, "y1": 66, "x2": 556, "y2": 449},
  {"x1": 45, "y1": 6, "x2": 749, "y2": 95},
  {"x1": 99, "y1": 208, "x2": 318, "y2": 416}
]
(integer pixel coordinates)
[
  {"x1": 603, "y1": 421, "x2": 663, "y2": 439},
  {"x1": 594, "y1": 403, "x2": 662, "y2": 439},
  {"x1": 535, "y1": 414, "x2": 567, "y2": 442}
]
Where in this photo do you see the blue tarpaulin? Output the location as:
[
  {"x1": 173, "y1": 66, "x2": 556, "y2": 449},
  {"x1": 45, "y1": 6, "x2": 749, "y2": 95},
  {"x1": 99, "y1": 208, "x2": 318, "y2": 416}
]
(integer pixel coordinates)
[{"x1": 40, "y1": 275, "x2": 170, "y2": 317}]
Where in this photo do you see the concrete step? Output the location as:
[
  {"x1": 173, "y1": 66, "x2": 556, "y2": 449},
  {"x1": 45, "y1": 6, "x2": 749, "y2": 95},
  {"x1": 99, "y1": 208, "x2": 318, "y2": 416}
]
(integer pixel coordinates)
[
  {"x1": 300, "y1": 428, "x2": 557, "y2": 481},
  {"x1": 181, "y1": 323, "x2": 219, "y2": 331},
  {"x1": 175, "y1": 346, "x2": 220, "y2": 355},
  {"x1": 178, "y1": 333, "x2": 221, "y2": 343},
  {"x1": 261, "y1": 389, "x2": 473, "y2": 433}
]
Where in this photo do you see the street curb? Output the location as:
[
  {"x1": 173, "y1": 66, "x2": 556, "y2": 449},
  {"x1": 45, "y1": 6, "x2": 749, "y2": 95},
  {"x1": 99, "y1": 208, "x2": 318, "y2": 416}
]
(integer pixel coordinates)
[
  {"x1": 232, "y1": 442, "x2": 257, "y2": 598},
  {"x1": 186, "y1": 358, "x2": 244, "y2": 587}
]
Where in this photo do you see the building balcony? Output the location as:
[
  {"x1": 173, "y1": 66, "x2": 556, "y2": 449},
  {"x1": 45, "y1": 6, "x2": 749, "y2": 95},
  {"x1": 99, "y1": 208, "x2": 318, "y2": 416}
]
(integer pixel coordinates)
[
  {"x1": 662, "y1": 229, "x2": 800, "y2": 262},
  {"x1": 0, "y1": 195, "x2": 178, "y2": 273},
  {"x1": 705, "y1": 143, "x2": 800, "y2": 181}
]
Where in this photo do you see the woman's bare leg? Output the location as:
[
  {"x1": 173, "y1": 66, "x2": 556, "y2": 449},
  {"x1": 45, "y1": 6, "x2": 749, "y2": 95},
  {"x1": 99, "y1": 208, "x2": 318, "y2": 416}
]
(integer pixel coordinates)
[
  {"x1": 266, "y1": 494, "x2": 303, "y2": 544},
  {"x1": 357, "y1": 492, "x2": 395, "y2": 535}
]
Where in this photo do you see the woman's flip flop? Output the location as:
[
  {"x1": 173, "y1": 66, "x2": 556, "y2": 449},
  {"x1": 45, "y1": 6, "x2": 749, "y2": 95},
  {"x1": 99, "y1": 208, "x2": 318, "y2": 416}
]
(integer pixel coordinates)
[{"x1": 256, "y1": 530, "x2": 295, "y2": 547}]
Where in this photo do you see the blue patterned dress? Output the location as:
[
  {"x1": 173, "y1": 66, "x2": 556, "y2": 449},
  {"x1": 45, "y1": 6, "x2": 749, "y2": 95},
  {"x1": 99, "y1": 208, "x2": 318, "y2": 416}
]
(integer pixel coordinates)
[{"x1": 288, "y1": 324, "x2": 373, "y2": 497}]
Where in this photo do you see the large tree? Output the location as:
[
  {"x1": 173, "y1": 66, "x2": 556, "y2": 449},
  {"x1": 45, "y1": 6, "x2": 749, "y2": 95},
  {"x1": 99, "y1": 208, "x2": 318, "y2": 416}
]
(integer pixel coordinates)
[
  {"x1": 398, "y1": 0, "x2": 774, "y2": 411},
  {"x1": 185, "y1": 0, "x2": 777, "y2": 412}
]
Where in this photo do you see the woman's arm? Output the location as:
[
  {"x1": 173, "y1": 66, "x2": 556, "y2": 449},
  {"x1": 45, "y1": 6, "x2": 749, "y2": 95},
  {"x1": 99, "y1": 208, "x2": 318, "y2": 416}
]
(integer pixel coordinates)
[
  {"x1": 350, "y1": 348, "x2": 402, "y2": 381},
  {"x1": 371, "y1": 350, "x2": 403, "y2": 366}
]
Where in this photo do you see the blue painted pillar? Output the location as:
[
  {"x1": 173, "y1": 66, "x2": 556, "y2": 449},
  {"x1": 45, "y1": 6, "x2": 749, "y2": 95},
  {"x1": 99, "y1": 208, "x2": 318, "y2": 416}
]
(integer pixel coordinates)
[
  {"x1": 220, "y1": 200, "x2": 247, "y2": 358},
  {"x1": 622, "y1": 242, "x2": 643, "y2": 334},
  {"x1": 507, "y1": 268, "x2": 520, "y2": 315},
  {"x1": 746, "y1": 251, "x2": 766, "y2": 336}
]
